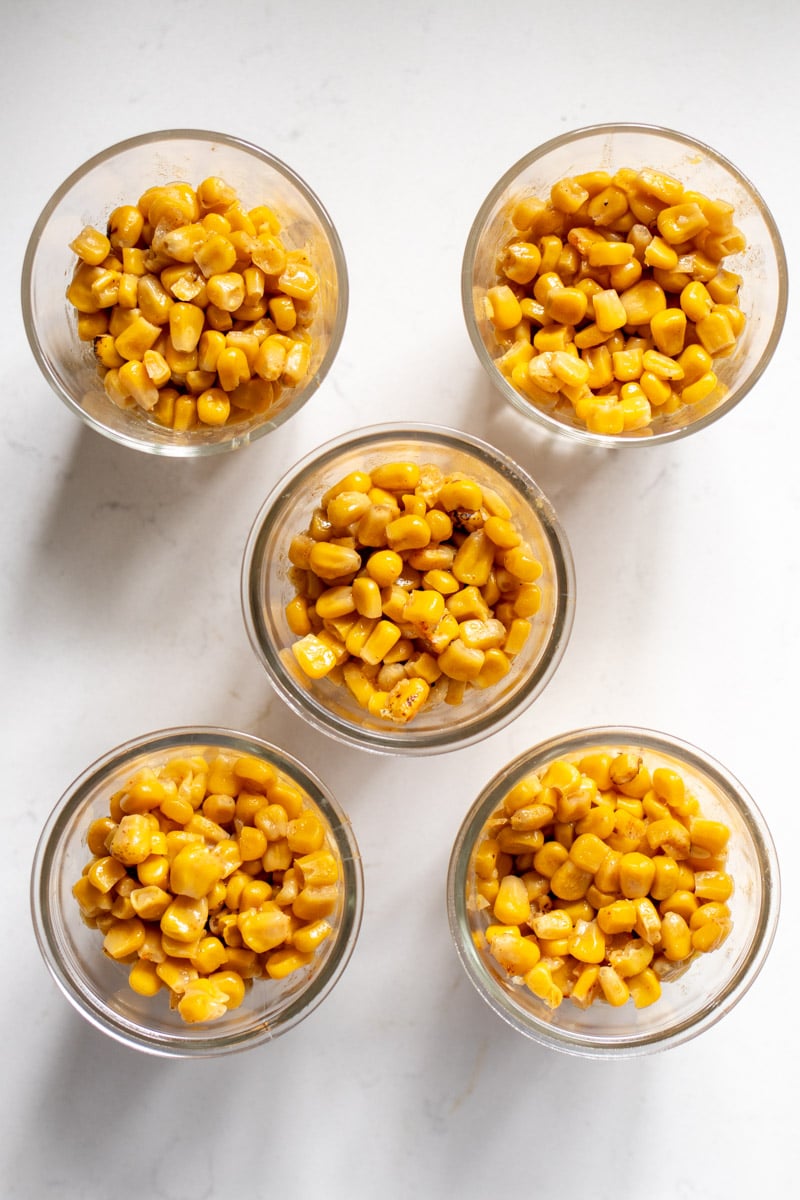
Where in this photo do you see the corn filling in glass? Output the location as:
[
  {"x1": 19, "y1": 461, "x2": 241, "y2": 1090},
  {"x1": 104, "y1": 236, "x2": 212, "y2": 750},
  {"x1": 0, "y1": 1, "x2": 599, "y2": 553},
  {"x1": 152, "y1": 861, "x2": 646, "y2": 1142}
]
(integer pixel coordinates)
[
  {"x1": 487, "y1": 167, "x2": 747, "y2": 434},
  {"x1": 284, "y1": 460, "x2": 546, "y2": 723},
  {"x1": 72, "y1": 751, "x2": 341, "y2": 1024},
  {"x1": 469, "y1": 750, "x2": 733, "y2": 1010},
  {"x1": 66, "y1": 176, "x2": 320, "y2": 431}
]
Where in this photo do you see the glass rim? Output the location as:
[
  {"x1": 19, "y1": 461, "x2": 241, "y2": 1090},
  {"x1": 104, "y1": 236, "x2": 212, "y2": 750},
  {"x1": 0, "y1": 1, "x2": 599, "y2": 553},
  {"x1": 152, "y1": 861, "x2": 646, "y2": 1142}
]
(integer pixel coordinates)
[
  {"x1": 241, "y1": 421, "x2": 576, "y2": 755},
  {"x1": 30, "y1": 724, "x2": 364, "y2": 1057},
  {"x1": 461, "y1": 121, "x2": 789, "y2": 448},
  {"x1": 21, "y1": 128, "x2": 350, "y2": 458},
  {"x1": 446, "y1": 723, "x2": 781, "y2": 1058}
]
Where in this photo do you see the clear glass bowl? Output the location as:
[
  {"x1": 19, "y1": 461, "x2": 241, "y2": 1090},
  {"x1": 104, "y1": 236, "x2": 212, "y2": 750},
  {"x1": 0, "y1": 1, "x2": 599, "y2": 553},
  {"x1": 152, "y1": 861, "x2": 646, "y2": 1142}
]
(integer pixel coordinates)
[
  {"x1": 447, "y1": 726, "x2": 780, "y2": 1057},
  {"x1": 21, "y1": 129, "x2": 348, "y2": 457},
  {"x1": 462, "y1": 123, "x2": 788, "y2": 446},
  {"x1": 241, "y1": 423, "x2": 575, "y2": 755},
  {"x1": 31, "y1": 727, "x2": 364, "y2": 1057}
]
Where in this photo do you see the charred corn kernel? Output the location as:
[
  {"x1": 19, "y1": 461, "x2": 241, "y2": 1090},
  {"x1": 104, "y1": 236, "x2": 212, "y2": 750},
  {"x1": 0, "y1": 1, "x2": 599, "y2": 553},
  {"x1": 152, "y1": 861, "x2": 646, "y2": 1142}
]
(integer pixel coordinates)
[
  {"x1": 568, "y1": 919, "x2": 606, "y2": 964},
  {"x1": 598, "y1": 965, "x2": 629, "y2": 1006}
]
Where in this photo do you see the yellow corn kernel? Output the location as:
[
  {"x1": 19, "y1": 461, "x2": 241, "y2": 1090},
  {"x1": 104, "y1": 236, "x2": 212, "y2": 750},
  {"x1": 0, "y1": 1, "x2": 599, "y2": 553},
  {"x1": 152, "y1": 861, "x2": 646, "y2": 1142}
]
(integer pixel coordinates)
[
  {"x1": 188, "y1": 935, "x2": 228, "y2": 975},
  {"x1": 114, "y1": 315, "x2": 162, "y2": 362},
  {"x1": 650, "y1": 307, "x2": 687, "y2": 356},
  {"x1": 566, "y1": 918, "x2": 604, "y2": 964},
  {"x1": 620, "y1": 280, "x2": 666, "y2": 325},
  {"x1": 206, "y1": 272, "x2": 246, "y2": 312},
  {"x1": 633, "y1": 897, "x2": 662, "y2": 946},
  {"x1": 438, "y1": 477, "x2": 483, "y2": 511},
  {"x1": 71, "y1": 224, "x2": 112, "y2": 266},
  {"x1": 160, "y1": 895, "x2": 208, "y2": 944},
  {"x1": 688, "y1": 818, "x2": 730, "y2": 857},
  {"x1": 546, "y1": 286, "x2": 588, "y2": 326},
  {"x1": 595, "y1": 898, "x2": 636, "y2": 936},
  {"x1": 549, "y1": 858, "x2": 592, "y2": 902},
  {"x1": 680, "y1": 280, "x2": 714, "y2": 323},
  {"x1": 403, "y1": 588, "x2": 445, "y2": 628},
  {"x1": 238, "y1": 904, "x2": 292, "y2": 953},
  {"x1": 128, "y1": 958, "x2": 162, "y2": 997},
  {"x1": 108, "y1": 814, "x2": 152, "y2": 866},
  {"x1": 532, "y1": 840, "x2": 568, "y2": 879},
  {"x1": 384, "y1": 514, "x2": 431, "y2": 553},
  {"x1": 488, "y1": 929, "x2": 541, "y2": 976},
  {"x1": 308, "y1": 542, "x2": 362, "y2": 581},
  {"x1": 618, "y1": 852, "x2": 656, "y2": 899},
  {"x1": 569, "y1": 965, "x2": 600, "y2": 1009},
  {"x1": 129, "y1": 884, "x2": 172, "y2": 921},
  {"x1": 137, "y1": 273, "x2": 174, "y2": 324},
  {"x1": 586, "y1": 399, "x2": 624, "y2": 436},
  {"x1": 485, "y1": 285, "x2": 523, "y2": 331},
  {"x1": 691, "y1": 919, "x2": 731, "y2": 953},
  {"x1": 587, "y1": 185, "x2": 628, "y2": 226},
  {"x1": 492, "y1": 874, "x2": 531, "y2": 926},
  {"x1": 359, "y1": 619, "x2": 401, "y2": 666},
  {"x1": 167, "y1": 301, "x2": 204, "y2": 353},
  {"x1": 694, "y1": 870, "x2": 733, "y2": 902},
  {"x1": 176, "y1": 977, "x2": 229, "y2": 1023},
  {"x1": 565, "y1": 832, "x2": 606, "y2": 874},
  {"x1": 550, "y1": 176, "x2": 589, "y2": 214},
  {"x1": 642, "y1": 235, "x2": 679, "y2": 270},
  {"x1": 660, "y1": 911, "x2": 693, "y2": 962},
  {"x1": 611, "y1": 348, "x2": 643, "y2": 382},
  {"x1": 370, "y1": 461, "x2": 422, "y2": 493},
  {"x1": 315, "y1": 585, "x2": 356, "y2": 621},
  {"x1": 681, "y1": 370, "x2": 718, "y2": 406},
  {"x1": 262, "y1": 946, "x2": 313, "y2": 980},
  {"x1": 596, "y1": 966, "x2": 629, "y2": 1007},
  {"x1": 437, "y1": 638, "x2": 484, "y2": 681},
  {"x1": 645, "y1": 817, "x2": 691, "y2": 859},
  {"x1": 650, "y1": 854, "x2": 680, "y2": 901},
  {"x1": 627, "y1": 967, "x2": 662, "y2": 1009},
  {"x1": 103, "y1": 916, "x2": 146, "y2": 960},
  {"x1": 619, "y1": 385, "x2": 651, "y2": 431},
  {"x1": 706, "y1": 268, "x2": 742, "y2": 305},
  {"x1": 657, "y1": 202, "x2": 708, "y2": 244},
  {"x1": 499, "y1": 240, "x2": 542, "y2": 284},
  {"x1": 524, "y1": 963, "x2": 563, "y2": 1009},
  {"x1": 292, "y1": 882, "x2": 338, "y2": 921},
  {"x1": 86, "y1": 855, "x2": 127, "y2": 894},
  {"x1": 450, "y1": 530, "x2": 494, "y2": 587},
  {"x1": 640, "y1": 371, "x2": 672, "y2": 407},
  {"x1": 290, "y1": 633, "x2": 338, "y2": 679}
]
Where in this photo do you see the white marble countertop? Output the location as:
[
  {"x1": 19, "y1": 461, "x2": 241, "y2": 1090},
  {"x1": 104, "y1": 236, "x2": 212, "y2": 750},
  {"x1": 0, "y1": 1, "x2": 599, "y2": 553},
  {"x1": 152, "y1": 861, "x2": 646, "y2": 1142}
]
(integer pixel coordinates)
[{"x1": 3, "y1": 1, "x2": 798, "y2": 1196}]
